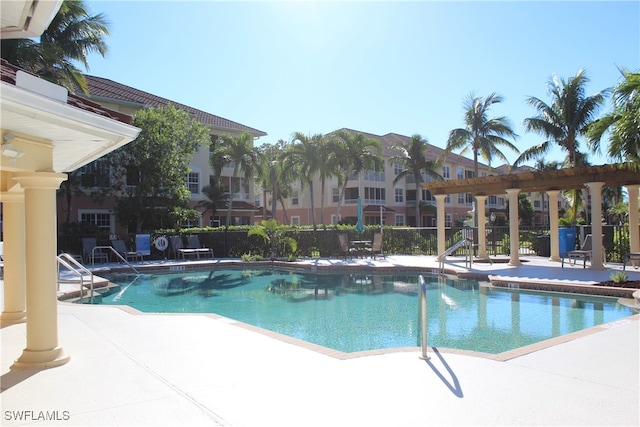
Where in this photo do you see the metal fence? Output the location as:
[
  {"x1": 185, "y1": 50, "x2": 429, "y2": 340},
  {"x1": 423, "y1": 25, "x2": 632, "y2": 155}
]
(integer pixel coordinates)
[{"x1": 57, "y1": 224, "x2": 636, "y2": 263}]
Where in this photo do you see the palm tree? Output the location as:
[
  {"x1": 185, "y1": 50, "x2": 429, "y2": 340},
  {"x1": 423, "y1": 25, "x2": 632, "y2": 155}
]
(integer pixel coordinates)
[
  {"x1": 315, "y1": 136, "x2": 340, "y2": 227},
  {"x1": 195, "y1": 184, "x2": 228, "y2": 226},
  {"x1": 219, "y1": 132, "x2": 257, "y2": 227},
  {"x1": 390, "y1": 134, "x2": 442, "y2": 227},
  {"x1": 331, "y1": 130, "x2": 383, "y2": 222},
  {"x1": 515, "y1": 70, "x2": 608, "y2": 168},
  {"x1": 441, "y1": 92, "x2": 519, "y2": 177},
  {"x1": 588, "y1": 68, "x2": 640, "y2": 165},
  {"x1": 290, "y1": 132, "x2": 323, "y2": 230},
  {"x1": 1, "y1": 0, "x2": 110, "y2": 93}
]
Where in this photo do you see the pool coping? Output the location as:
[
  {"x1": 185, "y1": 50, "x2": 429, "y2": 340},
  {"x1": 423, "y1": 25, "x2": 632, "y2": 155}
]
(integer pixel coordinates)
[{"x1": 59, "y1": 259, "x2": 640, "y2": 363}]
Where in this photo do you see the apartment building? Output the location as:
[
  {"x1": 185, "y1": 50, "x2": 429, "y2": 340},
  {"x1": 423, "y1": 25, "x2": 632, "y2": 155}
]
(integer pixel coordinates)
[
  {"x1": 261, "y1": 129, "x2": 559, "y2": 228},
  {"x1": 58, "y1": 75, "x2": 266, "y2": 233}
]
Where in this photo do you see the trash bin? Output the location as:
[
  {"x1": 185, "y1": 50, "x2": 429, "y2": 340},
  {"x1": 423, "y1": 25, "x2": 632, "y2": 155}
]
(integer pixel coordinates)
[
  {"x1": 558, "y1": 228, "x2": 576, "y2": 258},
  {"x1": 537, "y1": 234, "x2": 550, "y2": 257}
]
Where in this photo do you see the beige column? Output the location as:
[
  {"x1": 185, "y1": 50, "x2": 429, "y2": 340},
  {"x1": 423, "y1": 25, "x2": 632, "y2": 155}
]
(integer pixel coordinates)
[
  {"x1": 586, "y1": 182, "x2": 605, "y2": 270},
  {"x1": 12, "y1": 171, "x2": 70, "y2": 369},
  {"x1": 435, "y1": 194, "x2": 447, "y2": 256},
  {"x1": 0, "y1": 192, "x2": 27, "y2": 324},
  {"x1": 506, "y1": 188, "x2": 521, "y2": 266},
  {"x1": 547, "y1": 190, "x2": 561, "y2": 262},
  {"x1": 475, "y1": 195, "x2": 488, "y2": 259},
  {"x1": 628, "y1": 185, "x2": 639, "y2": 253}
]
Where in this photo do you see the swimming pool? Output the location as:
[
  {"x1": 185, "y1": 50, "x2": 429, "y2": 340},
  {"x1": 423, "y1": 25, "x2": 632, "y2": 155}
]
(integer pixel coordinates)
[{"x1": 102, "y1": 268, "x2": 636, "y2": 354}]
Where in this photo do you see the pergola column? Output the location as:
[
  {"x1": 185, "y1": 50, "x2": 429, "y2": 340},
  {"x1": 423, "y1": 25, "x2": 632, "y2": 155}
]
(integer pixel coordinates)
[
  {"x1": 547, "y1": 190, "x2": 561, "y2": 262},
  {"x1": 506, "y1": 188, "x2": 521, "y2": 266},
  {"x1": 0, "y1": 192, "x2": 27, "y2": 324},
  {"x1": 586, "y1": 181, "x2": 605, "y2": 270},
  {"x1": 12, "y1": 171, "x2": 70, "y2": 369},
  {"x1": 475, "y1": 195, "x2": 488, "y2": 259},
  {"x1": 628, "y1": 185, "x2": 639, "y2": 253},
  {"x1": 435, "y1": 194, "x2": 447, "y2": 256}
]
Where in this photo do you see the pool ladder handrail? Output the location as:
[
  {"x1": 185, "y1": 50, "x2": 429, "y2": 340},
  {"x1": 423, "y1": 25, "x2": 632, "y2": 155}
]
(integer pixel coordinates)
[
  {"x1": 57, "y1": 253, "x2": 94, "y2": 304},
  {"x1": 93, "y1": 246, "x2": 141, "y2": 275},
  {"x1": 418, "y1": 275, "x2": 430, "y2": 360}
]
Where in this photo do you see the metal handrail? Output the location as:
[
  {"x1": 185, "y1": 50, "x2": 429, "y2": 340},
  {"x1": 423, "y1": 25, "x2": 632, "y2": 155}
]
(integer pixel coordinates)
[
  {"x1": 418, "y1": 275, "x2": 430, "y2": 360},
  {"x1": 92, "y1": 246, "x2": 141, "y2": 274},
  {"x1": 57, "y1": 253, "x2": 94, "y2": 304}
]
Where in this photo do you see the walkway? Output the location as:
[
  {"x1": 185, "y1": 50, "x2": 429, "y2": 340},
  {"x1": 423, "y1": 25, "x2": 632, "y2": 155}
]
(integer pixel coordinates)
[{"x1": 1, "y1": 255, "x2": 639, "y2": 426}]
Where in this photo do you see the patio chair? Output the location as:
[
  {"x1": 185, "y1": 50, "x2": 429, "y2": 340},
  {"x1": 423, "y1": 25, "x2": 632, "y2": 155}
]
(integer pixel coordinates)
[
  {"x1": 364, "y1": 232, "x2": 384, "y2": 259},
  {"x1": 337, "y1": 233, "x2": 355, "y2": 259},
  {"x1": 110, "y1": 239, "x2": 143, "y2": 262},
  {"x1": 82, "y1": 237, "x2": 108, "y2": 264},
  {"x1": 562, "y1": 234, "x2": 604, "y2": 268},
  {"x1": 186, "y1": 235, "x2": 214, "y2": 259}
]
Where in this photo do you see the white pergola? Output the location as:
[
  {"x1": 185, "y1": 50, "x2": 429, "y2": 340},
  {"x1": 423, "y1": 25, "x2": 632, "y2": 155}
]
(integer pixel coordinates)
[{"x1": 424, "y1": 164, "x2": 640, "y2": 269}]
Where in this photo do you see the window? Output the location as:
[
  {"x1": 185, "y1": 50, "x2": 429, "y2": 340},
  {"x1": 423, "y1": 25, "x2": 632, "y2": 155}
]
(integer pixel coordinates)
[
  {"x1": 364, "y1": 187, "x2": 385, "y2": 204},
  {"x1": 406, "y1": 189, "x2": 416, "y2": 201},
  {"x1": 80, "y1": 211, "x2": 111, "y2": 230},
  {"x1": 291, "y1": 216, "x2": 300, "y2": 226},
  {"x1": 395, "y1": 188, "x2": 404, "y2": 203},
  {"x1": 395, "y1": 214, "x2": 405, "y2": 226},
  {"x1": 344, "y1": 187, "x2": 359, "y2": 202},
  {"x1": 209, "y1": 217, "x2": 221, "y2": 227},
  {"x1": 186, "y1": 172, "x2": 199, "y2": 194},
  {"x1": 534, "y1": 200, "x2": 541, "y2": 209},
  {"x1": 457, "y1": 167, "x2": 464, "y2": 179},
  {"x1": 332, "y1": 188, "x2": 340, "y2": 203},
  {"x1": 255, "y1": 195, "x2": 261, "y2": 208},
  {"x1": 445, "y1": 214, "x2": 452, "y2": 228},
  {"x1": 458, "y1": 193, "x2": 465, "y2": 204},
  {"x1": 422, "y1": 189, "x2": 435, "y2": 202},
  {"x1": 292, "y1": 190, "x2": 299, "y2": 206},
  {"x1": 465, "y1": 193, "x2": 473, "y2": 204},
  {"x1": 465, "y1": 170, "x2": 474, "y2": 179},
  {"x1": 445, "y1": 195, "x2": 451, "y2": 204},
  {"x1": 394, "y1": 162, "x2": 402, "y2": 175},
  {"x1": 488, "y1": 195, "x2": 498, "y2": 205},
  {"x1": 80, "y1": 160, "x2": 110, "y2": 188},
  {"x1": 442, "y1": 165, "x2": 450, "y2": 179}
]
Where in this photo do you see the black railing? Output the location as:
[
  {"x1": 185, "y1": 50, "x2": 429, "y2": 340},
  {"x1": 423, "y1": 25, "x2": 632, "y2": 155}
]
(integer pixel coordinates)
[{"x1": 57, "y1": 224, "x2": 637, "y2": 262}]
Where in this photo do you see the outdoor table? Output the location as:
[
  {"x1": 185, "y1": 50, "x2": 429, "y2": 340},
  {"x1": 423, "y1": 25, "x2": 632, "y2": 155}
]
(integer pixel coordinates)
[{"x1": 350, "y1": 240, "x2": 372, "y2": 258}]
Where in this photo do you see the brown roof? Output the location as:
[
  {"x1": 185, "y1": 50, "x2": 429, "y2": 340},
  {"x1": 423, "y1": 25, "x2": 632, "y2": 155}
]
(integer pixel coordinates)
[
  {"x1": 1, "y1": 59, "x2": 132, "y2": 124},
  {"x1": 80, "y1": 75, "x2": 266, "y2": 137}
]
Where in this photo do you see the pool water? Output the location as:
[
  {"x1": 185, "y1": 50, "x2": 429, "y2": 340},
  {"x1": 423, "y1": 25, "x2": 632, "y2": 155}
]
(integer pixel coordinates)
[{"x1": 102, "y1": 268, "x2": 636, "y2": 354}]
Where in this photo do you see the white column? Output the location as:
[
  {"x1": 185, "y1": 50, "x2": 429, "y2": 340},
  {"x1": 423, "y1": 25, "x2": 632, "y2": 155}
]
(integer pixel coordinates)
[
  {"x1": 475, "y1": 195, "x2": 488, "y2": 259},
  {"x1": 506, "y1": 188, "x2": 521, "y2": 266},
  {"x1": 586, "y1": 181, "x2": 605, "y2": 270},
  {"x1": 0, "y1": 192, "x2": 27, "y2": 324},
  {"x1": 435, "y1": 194, "x2": 447, "y2": 256},
  {"x1": 12, "y1": 172, "x2": 70, "y2": 369},
  {"x1": 547, "y1": 190, "x2": 561, "y2": 262},
  {"x1": 628, "y1": 185, "x2": 639, "y2": 253}
]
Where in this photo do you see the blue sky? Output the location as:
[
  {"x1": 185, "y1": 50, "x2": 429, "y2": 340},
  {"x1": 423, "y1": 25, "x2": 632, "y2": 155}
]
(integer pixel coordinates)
[{"x1": 84, "y1": 1, "x2": 639, "y2": 167}]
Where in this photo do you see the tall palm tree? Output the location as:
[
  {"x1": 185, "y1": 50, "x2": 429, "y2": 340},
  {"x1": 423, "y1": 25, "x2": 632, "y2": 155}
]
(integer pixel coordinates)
[
  {"x1": 316, "y1": 136, "x2": 340, "y2": 227},
  {"x1": 289, "y1": 132, "x2": 323, "y2": 230},
  {"x1": 588, "y1": 68, "x2": 640, "y2": 165},
  {"x1": 441, "y1": 92, "x2": 519, "y2": 177},
  {"x1": 390, "y1": 134, "x2": 442, "y2": 227},
  {"x1": 1, "y1": 0, "x2": 110, "y2": 93},
  {"x1": 331, "y1": 130, "x2": 383, "y2": 221},
  {"x1": 515, "y1": 70, "x2": 608, "y2": 168},
  {"x1": 219, "y1": 132, "x2": 257, "y2": 227}
]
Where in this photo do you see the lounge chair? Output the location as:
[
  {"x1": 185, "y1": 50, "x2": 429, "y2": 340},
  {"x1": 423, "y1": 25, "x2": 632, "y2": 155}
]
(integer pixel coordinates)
[
  {"x1": 562, "y1": 234, "x2": 604, "y2": 268},
  {"x1": 170, "y1": 235, "x2": 199, "y2": 260},
  {"x1": 111, "y1": 239, "x2": 143, "y2": 262},
  {"x1": 82, "y1": 237, "x2": 108, "y2": 264},
  {"x1": 186, "y1": 235, "x2": 214, "y2": 259},
  {"x1": 623, "y1": 252, "x2": 640, "y2": 271}
]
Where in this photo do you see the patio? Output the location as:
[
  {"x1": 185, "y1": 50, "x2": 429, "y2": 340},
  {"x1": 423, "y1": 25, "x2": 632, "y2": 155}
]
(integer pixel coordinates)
[{"x1": 1, "y1": 255, "x2": 639, "y2": 426}]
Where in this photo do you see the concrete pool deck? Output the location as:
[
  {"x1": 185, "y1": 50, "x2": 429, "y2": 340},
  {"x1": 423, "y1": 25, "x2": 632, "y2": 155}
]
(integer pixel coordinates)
[{"x1": 1, "y1": 255, "x2": 639, "y2": 426}]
